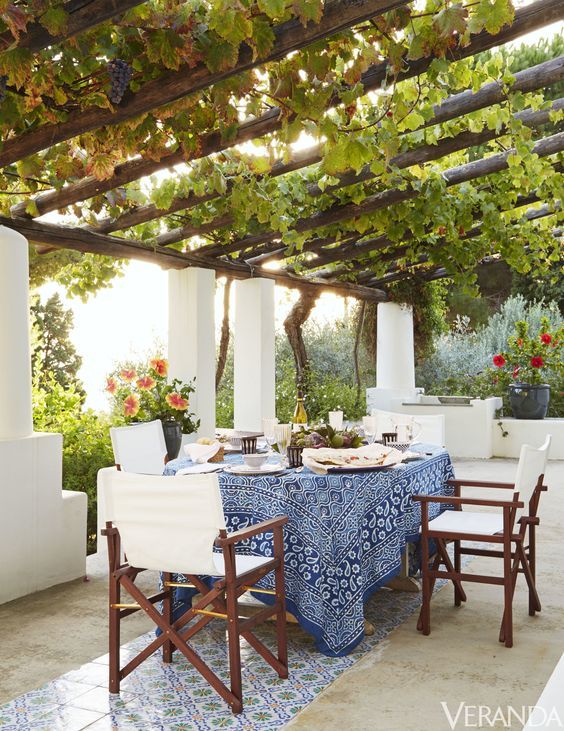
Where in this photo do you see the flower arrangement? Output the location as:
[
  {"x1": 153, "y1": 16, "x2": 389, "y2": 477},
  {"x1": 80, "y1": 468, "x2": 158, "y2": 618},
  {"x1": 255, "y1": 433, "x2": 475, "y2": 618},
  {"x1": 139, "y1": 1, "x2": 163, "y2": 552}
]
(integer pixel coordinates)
[
  {"x1": 291, "y1": 424, "x2": 363, "y2": 449},
  {"x1": 106, "y1": 357, "x2": 200, "y2": 433},
  {"x1": 492, "y1": 318, "x2": 562, "y2": 386}
]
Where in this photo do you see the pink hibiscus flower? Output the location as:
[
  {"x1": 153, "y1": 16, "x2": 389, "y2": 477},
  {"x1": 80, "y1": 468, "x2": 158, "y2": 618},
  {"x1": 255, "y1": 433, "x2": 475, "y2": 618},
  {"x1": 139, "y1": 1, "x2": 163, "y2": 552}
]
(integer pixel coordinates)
[
  {"x1": 166, "y1": 392, "x2": 188, "y2": 411},
  {"x1": 123, "y1": 394, "x2": 140, "y2": 417},
  {"x1": 136, "y1": 376, "x2": 156, "y2": 390},
  {"x1": 150, "y1": 358, "x2": 168, "y2": 377}
]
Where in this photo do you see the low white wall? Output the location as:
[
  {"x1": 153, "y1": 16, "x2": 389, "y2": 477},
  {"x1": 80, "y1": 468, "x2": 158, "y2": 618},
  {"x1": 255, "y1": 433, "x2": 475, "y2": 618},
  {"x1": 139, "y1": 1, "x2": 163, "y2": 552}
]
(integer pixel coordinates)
[
  {"x1": 0, "y1": 433, "x2": 87, "y2": 604},
  {"x1": 493, "y1": 418, "x2": 564, "y2": 459},
  {"x1": 389, "y1": 397, "x2": 503, "y2": 459}
]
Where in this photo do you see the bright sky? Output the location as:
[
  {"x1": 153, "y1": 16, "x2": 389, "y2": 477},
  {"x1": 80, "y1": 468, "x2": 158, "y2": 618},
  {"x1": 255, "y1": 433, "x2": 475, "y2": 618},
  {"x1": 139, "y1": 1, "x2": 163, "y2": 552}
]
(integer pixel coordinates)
[
  {"x1": 39, "y1": 268, "x2": 346, "y2": 411},
  {"x1": 36, "y1": 16, "x2": 562, "y2": 411}
]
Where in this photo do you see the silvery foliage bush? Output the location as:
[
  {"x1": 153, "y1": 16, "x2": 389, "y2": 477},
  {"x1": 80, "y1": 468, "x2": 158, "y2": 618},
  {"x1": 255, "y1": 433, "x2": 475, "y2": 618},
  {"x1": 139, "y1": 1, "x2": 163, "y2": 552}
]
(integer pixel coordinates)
[{"x1": 417, "y1": 295, "x2": 562, "y2": 390}]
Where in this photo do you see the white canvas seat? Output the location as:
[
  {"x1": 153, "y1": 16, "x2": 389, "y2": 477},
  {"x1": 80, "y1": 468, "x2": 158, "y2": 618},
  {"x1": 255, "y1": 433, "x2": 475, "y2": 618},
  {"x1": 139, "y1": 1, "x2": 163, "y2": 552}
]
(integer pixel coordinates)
[
  {"x1": 427, "y1": 510, "x2": 503, "y2": 537},
  {"x1": 102, "y1": 469, "x2": 288, "y2": 714},
  {"x1": 212, "y1": 553, "x2": 273, "y2": 576},
  {"x1": 109, "y1": 419, "x2": 167, "y2": 474}
]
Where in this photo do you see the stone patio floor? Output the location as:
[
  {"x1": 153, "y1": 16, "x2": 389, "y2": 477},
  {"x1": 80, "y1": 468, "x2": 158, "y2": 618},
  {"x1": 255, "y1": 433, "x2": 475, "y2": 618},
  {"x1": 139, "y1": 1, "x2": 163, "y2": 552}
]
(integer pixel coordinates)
[{"x1": 0, "y1": 457, "x2": 562, "y2": 730}]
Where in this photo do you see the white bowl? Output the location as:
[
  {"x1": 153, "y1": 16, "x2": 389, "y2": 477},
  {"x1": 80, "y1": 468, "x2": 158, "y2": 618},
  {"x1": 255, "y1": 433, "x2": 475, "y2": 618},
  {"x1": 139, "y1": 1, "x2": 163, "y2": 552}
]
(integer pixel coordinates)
[{"x1": 242, "y1": 453, "x2": 268, "y2": 469}]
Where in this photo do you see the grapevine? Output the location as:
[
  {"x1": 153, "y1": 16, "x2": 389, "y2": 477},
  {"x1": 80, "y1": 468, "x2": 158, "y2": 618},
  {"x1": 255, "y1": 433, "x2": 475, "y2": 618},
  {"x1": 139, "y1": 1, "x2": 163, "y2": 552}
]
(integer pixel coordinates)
[
  {"x1": 0, "y1": 76, "x2": 7, "y2": 105},
  {"x1": 107, "y1": 60, "x2": 132, "y2": 105}
]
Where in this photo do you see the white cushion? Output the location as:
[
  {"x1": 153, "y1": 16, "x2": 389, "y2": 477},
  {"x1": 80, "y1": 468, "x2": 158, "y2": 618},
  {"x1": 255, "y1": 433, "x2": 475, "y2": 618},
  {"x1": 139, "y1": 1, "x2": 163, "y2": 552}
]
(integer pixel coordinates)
[
  {"x1": 427, "y1": 510, "x2": 503, "y2": 536},
  {"x1": 212, "y1": 553, "x2": 273, "y2": 577}
]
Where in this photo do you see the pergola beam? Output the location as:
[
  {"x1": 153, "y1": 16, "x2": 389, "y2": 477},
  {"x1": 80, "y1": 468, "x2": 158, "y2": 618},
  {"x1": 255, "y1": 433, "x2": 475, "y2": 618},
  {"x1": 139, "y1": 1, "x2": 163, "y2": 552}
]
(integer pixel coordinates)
[
  {"x1": 0, "y1": 0, "x2": 409, "y2": 167},
  {"x1": 11, "y1": 1, "x2": 563, "y2": 220},
  {"x1": 195, "y1": 131, "x2": 564, "y2": 259},
  {"x1": 359, "y1": 206, "x2": 559, "y2": 287},
  {"x1": 0, "y1": 216, "x2": 386, "y2": 301},
  {"x1": 194, "y1": 99, "x2": 563, "y2": 257},
  {"x1": 88, "y1": 56, "x2": 564, "y2": 236},
  {"x1": 0, "y1": 0, "x2": 144, "y2": 53}
]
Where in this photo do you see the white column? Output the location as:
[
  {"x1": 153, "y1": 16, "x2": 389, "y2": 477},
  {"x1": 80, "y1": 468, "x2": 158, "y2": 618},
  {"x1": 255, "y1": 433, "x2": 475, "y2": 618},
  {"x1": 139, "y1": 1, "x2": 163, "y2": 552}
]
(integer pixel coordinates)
[
  {"x1": 366, "y1": 301, "x2": 418, "y2": 413},
  {"x1": 234, "y1": 278, "x2": 275, "y2": 431},
  {"x1": 376, "y1": 302, "x2": 415, "y2": 390},
  {"x1": 168, "y1": 268, "x2": 216, "y2": 438},
  {"x1": 0, "y1": 225, "x2": 33, "y2": 439}
]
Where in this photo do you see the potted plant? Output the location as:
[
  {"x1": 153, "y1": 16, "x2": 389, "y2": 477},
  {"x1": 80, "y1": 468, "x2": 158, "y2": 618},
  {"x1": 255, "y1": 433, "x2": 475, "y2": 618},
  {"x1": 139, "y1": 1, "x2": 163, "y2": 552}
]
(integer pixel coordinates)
[
  {"x1": 106, "y1": 357, "x2": 200, "y2": 459},
  {"x1": 492, "y1": 318, "x2": 562, "y2": 420}
]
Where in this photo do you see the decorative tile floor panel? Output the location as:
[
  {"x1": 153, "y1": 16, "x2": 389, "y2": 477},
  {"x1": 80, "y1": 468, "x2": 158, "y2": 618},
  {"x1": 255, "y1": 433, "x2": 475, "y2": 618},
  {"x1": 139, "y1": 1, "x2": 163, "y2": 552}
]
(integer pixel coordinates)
[{"x1": 0, "y1": 586, "x2": 431, "y2": 731}]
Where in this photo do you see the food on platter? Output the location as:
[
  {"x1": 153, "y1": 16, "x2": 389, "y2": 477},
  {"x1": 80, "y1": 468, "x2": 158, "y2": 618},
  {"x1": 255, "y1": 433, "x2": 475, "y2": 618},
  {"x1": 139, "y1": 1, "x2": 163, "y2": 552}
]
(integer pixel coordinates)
[{"x1": 302, "y1": 443, "x2": 405, "y2": 475}]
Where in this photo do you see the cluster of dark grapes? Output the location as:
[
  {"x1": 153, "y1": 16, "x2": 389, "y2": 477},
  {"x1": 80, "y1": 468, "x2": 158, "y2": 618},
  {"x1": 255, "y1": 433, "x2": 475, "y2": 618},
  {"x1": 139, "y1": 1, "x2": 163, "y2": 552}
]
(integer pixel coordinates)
[
  {"x1": 0, "y1": 76, "x2": 8, "y2": 105},
  {"x1": 107, "y1": 59, "x2": 132, "y2": 105}
]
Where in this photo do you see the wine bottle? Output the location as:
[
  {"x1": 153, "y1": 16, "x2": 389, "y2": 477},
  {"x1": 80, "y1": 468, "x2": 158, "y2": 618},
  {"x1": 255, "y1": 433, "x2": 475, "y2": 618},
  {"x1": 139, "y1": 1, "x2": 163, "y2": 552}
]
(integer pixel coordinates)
[{"x1": 292, "y1": 390, "x2": 308, "y2": 431}]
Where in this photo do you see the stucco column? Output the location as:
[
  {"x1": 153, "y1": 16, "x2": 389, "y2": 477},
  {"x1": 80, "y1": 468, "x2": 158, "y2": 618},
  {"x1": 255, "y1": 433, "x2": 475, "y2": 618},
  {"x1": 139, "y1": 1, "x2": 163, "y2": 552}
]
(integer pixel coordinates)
[
  {"x1": 234, "y1": 278, "x2": 275, "y2": 431},
  {"x1": 376, "y1": 302, "x2": 415, "y2": 389},
  {"x1": 0, "y1": 226, "x2": 33, "y2": 439},
  {"x1": 168, "y1": 267, "x2": 216, "y2": 438}
]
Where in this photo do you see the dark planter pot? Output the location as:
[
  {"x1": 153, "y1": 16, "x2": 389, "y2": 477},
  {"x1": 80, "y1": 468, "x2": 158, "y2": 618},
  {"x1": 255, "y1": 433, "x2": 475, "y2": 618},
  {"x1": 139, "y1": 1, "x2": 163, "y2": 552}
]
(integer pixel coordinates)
[
  {"x1": 508, "y1": 382, "x2": 550, "y2": 420},
  {"x1": 162, "y1": 418, "x2": 183, "y2": 460}
]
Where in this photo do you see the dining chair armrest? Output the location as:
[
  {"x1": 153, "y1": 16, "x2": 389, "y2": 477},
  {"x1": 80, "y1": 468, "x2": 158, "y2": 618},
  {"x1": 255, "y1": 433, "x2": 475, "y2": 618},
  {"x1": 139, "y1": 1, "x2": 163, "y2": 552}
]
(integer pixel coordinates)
[
  {"x1": 518, "y1": 515, "x2": 540, "y2": 526},
  {"x1": 447, "y1": 479, "x2": 515, "y2": 489},
  {"x1": 215, "y1": 515, "x2": 288, "y2": 547},
  {"x1": 413, "y1": 494, "x2": 524, "y2": 509}
]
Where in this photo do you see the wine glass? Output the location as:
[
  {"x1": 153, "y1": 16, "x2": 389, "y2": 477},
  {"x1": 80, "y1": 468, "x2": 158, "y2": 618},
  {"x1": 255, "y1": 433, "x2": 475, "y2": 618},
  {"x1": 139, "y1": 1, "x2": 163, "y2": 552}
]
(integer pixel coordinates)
[
  {"x1": 362, "y1": 416, "x2": 378, "y2": 445},
  {"x1": 262, "y1": 417, "x2": 278, "y2": 455},
  {"x1": 274, "y1": 423, "x2": 292, "y2": 466}
]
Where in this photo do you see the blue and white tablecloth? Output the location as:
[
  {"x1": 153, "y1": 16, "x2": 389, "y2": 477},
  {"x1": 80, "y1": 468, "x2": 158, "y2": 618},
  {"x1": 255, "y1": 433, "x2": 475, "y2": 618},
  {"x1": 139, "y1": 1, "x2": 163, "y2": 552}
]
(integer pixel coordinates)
[{"x1": 164, "y1": 445, "x2": 454, "y2": 656}]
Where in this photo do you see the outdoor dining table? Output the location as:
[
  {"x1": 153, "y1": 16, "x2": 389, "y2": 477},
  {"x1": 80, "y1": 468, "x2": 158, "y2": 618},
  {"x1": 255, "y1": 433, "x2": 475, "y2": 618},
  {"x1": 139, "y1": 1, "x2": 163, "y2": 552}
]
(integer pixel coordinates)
[{"x1": 164, "y1": 444, "x2": 454, "y2": 656}]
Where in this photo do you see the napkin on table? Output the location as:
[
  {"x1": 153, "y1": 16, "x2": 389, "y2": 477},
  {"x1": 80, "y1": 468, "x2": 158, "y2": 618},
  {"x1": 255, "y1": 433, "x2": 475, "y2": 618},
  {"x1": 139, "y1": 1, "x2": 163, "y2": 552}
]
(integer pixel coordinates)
[{"x1": 183, "y1": 441, "x2": 221, "y2": 463}]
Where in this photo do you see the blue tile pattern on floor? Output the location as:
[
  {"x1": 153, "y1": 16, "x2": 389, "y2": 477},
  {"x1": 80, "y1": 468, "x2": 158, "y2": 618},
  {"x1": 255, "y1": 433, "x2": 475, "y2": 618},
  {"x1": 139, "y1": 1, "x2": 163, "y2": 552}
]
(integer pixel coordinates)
[{"x1": 0, "y1": 586, "x2": 430, "y2": 730}]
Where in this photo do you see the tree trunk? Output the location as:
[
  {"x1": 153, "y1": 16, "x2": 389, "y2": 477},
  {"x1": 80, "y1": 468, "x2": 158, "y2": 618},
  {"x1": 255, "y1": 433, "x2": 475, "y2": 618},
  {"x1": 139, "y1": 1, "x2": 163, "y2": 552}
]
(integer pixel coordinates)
[
  {"x1": 353, "y1": 301, "x2": 366, "y2": 407},
  {"x1": 283, "y1": 290, "x2": 318, "y2": 389},
  {"x1": 215, "y1": 278, "x2": 232, "y2": 390}
]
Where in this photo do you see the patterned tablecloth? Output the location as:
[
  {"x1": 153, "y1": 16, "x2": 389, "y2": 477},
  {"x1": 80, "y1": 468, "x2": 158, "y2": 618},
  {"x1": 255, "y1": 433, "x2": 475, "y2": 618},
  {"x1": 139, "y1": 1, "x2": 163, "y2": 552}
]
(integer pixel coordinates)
[{"x1": 163, "y1": 444, "x2": 454, "y2": 656}]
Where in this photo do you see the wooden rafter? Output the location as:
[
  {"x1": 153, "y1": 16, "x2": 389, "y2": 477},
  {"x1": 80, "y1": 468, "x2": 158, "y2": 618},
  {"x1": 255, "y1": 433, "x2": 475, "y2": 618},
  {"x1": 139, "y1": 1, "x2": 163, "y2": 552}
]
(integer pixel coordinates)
[
  {"x1": 11, "y1": 0, "x2": 563, "y2": 219},
  {"x1": 176, "y1": 98, "x2": 564, "y2": 254},
  {"x1": 354, "y1": 206, "x2": 560, "y2": 287},
  {"x1": 0, "y1": 0, "x2": 145, "y2": 53},
  {"x1": 0, "y1": 215, "x2": 386, "y2": 301},
  {"x1": 193, "y1": 131, "x2": 564, "y2": 259},
  {"x1": 87, "y1": 56, "x2": 564, "y2": 236},
  {"x1": 0, "y1": 0, "x2": 409, "y2": 167}
]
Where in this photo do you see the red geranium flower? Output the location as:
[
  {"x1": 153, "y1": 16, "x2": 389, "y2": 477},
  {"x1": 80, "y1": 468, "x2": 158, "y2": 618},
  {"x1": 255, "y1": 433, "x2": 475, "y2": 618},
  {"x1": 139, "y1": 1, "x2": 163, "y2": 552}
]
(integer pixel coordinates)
[
  {"x1": 136, "y1": 376, "x2": 156, "y2": 390},
  {"x1": 123, "y1": 394, "x2": 140, "y2": 417},
  {"x1": 531, "y1": 356, "x2": 544, "y2": 368},
  {"x1": 493, "y1": 354, "x2": 505, "y2": 367},
  {"x1": 120, "y1": 368, "x2": 137, "y2": 382},
  {"x1": 105, "y1": 377, "x2": 117, "y2": 394},
  {"x1": 512, "y1": 366, "x2": 520, "y2": 380},
  {"x1": 150, "y1": 358, "x2": 168, "y2": 377},
  {"x1": 540, "y1": 333, "x2": 552, "y2": 345},
  {"x1": 165, "y1": 392, "x2": 188, "y2": 411}
]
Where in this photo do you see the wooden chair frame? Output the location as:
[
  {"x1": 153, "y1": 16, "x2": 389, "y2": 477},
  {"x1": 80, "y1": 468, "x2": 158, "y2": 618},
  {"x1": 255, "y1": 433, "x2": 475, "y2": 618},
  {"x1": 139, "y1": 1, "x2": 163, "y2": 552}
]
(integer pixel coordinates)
[
  {"x1": 102, "y1": 516, "x2": 288, "y2": 714},
  {"x1": 414, "y1": 491, "x2": 524, "y2": 648}
]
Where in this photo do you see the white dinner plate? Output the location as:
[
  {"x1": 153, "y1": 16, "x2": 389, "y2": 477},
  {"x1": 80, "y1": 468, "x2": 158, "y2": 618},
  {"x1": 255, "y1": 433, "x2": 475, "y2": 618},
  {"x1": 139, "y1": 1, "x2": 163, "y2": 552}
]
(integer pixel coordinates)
[
  {"x1": 224, "y1": 464, "x2": 285, "y2": 476},
  {"x1": 175, "y1": 463, "x2": 225, "y2": 475}
]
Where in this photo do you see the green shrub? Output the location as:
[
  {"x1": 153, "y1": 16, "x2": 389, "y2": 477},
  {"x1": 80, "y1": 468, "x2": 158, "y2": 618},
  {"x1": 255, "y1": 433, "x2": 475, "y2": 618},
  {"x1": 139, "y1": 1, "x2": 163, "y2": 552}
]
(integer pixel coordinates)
[
  {"x1": 417, "y1": 296, "x2": 563, "y2": 417},
  {"x1": 33, "y1": 375, "x2": 114, "y2": 553}
]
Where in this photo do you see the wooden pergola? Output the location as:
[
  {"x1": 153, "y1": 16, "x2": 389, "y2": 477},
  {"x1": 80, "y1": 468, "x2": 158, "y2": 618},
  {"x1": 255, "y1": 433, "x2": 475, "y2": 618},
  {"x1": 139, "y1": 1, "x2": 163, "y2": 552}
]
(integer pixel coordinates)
[{"x1": 0, "y1": 0, "x2": 562, "y2": 304}]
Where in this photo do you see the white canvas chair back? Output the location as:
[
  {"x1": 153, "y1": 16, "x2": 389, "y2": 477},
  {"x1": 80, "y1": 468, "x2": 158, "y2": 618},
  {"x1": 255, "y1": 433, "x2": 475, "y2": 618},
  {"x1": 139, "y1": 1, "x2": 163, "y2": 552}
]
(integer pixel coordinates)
[
  {"x1": 370, "y1": 409, "x2": 422, "y2": 442},
  {"x1": 513, "y1": 435, "x2": 551, "y2": 513},
  {"x1": 110, "y1": 420, "x2": 167, "y2": 474},
  {"x1": 105, "y1": 470, "x2": 226, "y2": 575},
  {"x1": 413, "y1": 414, "x2": 445, "y2": 446}
]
